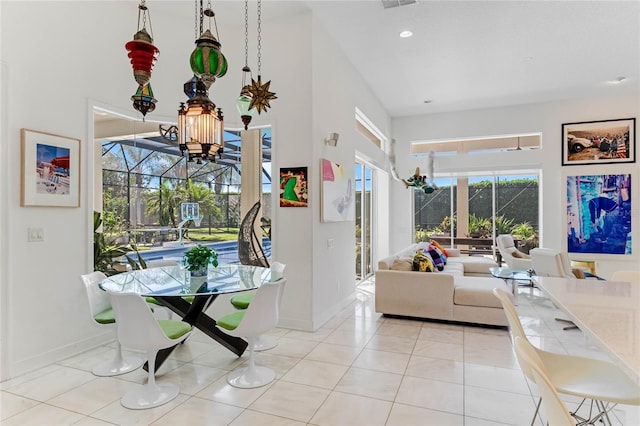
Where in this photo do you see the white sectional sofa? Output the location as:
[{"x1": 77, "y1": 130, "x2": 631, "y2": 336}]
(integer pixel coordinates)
[{"x1": 375, "y1": 243, "x2": 513, "y2": 327}]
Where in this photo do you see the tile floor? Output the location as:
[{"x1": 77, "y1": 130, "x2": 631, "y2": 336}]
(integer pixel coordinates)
[{"x1": 1, "y1": 282, "x2": 638, "y2": 425}]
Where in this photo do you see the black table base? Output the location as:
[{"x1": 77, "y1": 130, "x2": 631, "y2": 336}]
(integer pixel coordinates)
[{"x1": 144, "y1": 294, "x2": 248, "y2": 372}]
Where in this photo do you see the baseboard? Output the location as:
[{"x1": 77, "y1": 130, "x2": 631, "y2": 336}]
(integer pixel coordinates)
[
  {"x1": 8, "y1": 331, "x2": 113, "y2": 379},
  {"x1": 278, "y1": 291, "x2": 356, "y2": 332}
]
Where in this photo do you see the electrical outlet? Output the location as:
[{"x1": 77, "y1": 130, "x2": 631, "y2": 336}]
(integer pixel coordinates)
[{"x1": 28, "y1": 227, "x2": 44, "y2": 242}]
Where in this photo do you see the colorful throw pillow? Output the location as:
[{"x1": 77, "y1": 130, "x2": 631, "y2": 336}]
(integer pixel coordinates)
[
  {"x1": 424, "y1": 245, "x2": 445, "y2": 271},
  {"x1": 430, "y1": 240, "x2": 449, "y2": 258},
  {"x1": 412, "y1": 251, "x2": 434, "y2": 272},
  {"x1": 429, "y1": 244, "x2": 447, "y2": 266}
]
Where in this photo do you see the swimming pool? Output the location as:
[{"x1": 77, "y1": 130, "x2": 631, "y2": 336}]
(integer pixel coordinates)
[{"x1": 126, "y1": 239, "x2": 272, "y2": 266}]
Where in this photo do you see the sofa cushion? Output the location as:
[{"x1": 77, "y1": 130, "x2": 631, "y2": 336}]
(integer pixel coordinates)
[
  {"x1": 453, "y1": 277, "x2": 511, "y2": 308},
  {"x1": 397, "y1": 244, "x2": 420, "y2": 258},
  {"x1": 447, "y1": 256, "x2": 496, "y2": 275},
  {"x1": 443, "y1": 262, "x2": 464, "y2": 276},
  {"x1": 390, "y1": 257, "x2": 413, "y2": 271}
]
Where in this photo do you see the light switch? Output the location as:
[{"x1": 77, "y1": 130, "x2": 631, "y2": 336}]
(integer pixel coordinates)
[
  {"x1": 28, "y1": 227, "x2": 44, "y2": 242},
  {"x1": 327, "y1": 238, "x2": 335, "y2": 249}
]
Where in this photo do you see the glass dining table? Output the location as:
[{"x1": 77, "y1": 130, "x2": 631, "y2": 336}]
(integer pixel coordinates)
[{"x1": 100, "y1": 264, "x2": 272, "y2": 370}]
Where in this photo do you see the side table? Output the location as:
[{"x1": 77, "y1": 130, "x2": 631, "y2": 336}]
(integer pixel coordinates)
[{"x1": 489, "y1": 267, "x2": 533, "y2": 300}]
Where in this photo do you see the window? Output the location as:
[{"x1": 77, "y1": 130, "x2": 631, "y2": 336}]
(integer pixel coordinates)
[{"x1": 414, "y1": 172, "x2": 540, "y2": 255}]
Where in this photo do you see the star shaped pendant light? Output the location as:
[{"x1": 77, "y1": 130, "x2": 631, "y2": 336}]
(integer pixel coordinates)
[
  {"x1": 242, "y1": 0, "x2": 276, "y2": 118},
  {"x1": 247, "y1": 75, "x2": 277, "y2": 114}
]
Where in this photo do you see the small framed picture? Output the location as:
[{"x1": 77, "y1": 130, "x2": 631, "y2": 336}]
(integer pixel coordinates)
[
  {"x1": 279, "y1": 167, "x2": 308, "y2": 207},
  {"x1": 561, "y1": 118, "x2": 635, "y2": 166},
  {"x1": 21, "y1": 128, "x2": 81, "y2": 207}
]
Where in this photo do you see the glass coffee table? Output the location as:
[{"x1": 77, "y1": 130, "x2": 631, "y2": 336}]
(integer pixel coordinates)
[{"x1": 489, "y1": 266, "x2": 533, "y2": 298}]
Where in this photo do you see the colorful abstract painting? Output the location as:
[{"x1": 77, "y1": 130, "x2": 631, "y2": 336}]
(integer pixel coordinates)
[
  {"x1": 279, "y1": 167, "x2": 308, "y2": 207},
  {"x1": 567, "y1": 174, "x2": 631, "y2": 255},
  {"x1": 321, "y1": 158, "x2": 354, "y2": 222}
]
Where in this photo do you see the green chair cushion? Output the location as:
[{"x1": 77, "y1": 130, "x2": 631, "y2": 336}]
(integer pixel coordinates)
[
  {"x1": 94, "y1": 308, "x2": 115, "y2": 324},
  {"x1": 216, "y1": 310, "x2": 246, "y2": 331},
  {"x1": 158, "y1": 320, "x2": 192, "y2": 339},
  {"x1": 146, "y1": 297, "x2": 163, "y2": 306},
  {"x1": 230, "y1": 293, "x2": 254, "y2": 310}
]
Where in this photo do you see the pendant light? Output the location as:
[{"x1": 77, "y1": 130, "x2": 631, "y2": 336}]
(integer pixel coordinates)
[
  {"x1": 236, "y1": 0, "x2": 255, "y2": 130},
  {"x1": 125, "y1": 0, "x2": 159, "y2": 118},
  {"x1": 246, "y1": 0, "x2": 277, "y2": 114}
]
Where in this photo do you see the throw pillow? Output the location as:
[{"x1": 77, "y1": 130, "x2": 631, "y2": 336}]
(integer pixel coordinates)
[
  {"x1": 390, "y1": 257, "x2": 413, "y2": 271},
  {"x1": 511, "y1": 250, "x2": 524, "y2": 258},
  {"x1": 415, "y1": 241, "x2": 430, "y2": 251},
  {"x1": 424, "y1": 245, "x2": 445, "y2": 271},
  {"x1": 412, "y1": 251, "x2": 434, "y2": 272},
  {"x1": 429, "y1": 244, "x2": 447, "y2": 266},
  {"x1": 430, "y1": 240, "x2": 449, "y2": 258},
  {"x1": 572, "y1": 268, "x2": 586, "y2": 279}
]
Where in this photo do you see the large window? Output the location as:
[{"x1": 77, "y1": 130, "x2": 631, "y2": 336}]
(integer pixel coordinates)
[
  {"x1": 98, "y1": 112, "x2": 272, "y2": 246},
  {"x1": 414, "y1": 172, "x2": 540, "y2": 254}
]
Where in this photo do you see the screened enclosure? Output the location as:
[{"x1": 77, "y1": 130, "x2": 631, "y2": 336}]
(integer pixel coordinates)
[{"x1": 101, "y1": 127, "x2": 272, "y2": 246}]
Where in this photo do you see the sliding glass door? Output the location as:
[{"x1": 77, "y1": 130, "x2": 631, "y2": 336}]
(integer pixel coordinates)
[
  {"x1": 355, "y1": 162, "x2": 373, "y2": 283},
  {"x1": 414, "y1": 172, "x2": 540, "y2": 256}
]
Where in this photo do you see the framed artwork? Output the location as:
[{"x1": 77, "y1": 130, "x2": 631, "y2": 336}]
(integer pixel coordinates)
[
  {"x1": 279, "y1": 166, "x2": 308, "y2": 207},
  {"x1": 321, "y1": 158, "x2": 354, "y2": 222},
  {"x1": 21, "y1": 129, "x2": 80, "y2": 207},
  {"x1": 566, "y1": 174, "x2": 631, "y2": 255},
  {"x1": 561, "y1": 118, "x2": 635, "y2": 166}
]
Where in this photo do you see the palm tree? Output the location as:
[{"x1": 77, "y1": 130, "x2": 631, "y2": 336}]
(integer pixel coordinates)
[{"x1": 145, "y1": 181, "x2": 184, "y2": 227}]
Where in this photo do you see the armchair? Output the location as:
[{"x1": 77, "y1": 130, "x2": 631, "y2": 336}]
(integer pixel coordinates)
[
  {"x1": 496, "y1": 234, "x2": 533, "y2": 272},
  {"x1": 530, "y1": 248, "x2": 586, "y2": 330}
]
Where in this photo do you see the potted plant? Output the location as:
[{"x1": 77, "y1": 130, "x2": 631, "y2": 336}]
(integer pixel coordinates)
[{"x1": 183, "y1": 244, "x2": 219, "y2": 277}]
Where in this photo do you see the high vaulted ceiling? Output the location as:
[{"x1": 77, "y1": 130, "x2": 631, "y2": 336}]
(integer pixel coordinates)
[
  {"x1": 304, "y1": 0, "x2": 639, "y2": 117},
  {"x1": 99, "y1": 1, "x2": 639, "y2": 133}
]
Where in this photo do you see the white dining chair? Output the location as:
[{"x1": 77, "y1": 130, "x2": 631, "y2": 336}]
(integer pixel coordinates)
[
  {"x1": 108, "y1": 291, "x2": 192, "y2": 409},
  {"x1": 80, "y1": 272, "x2": 144, "y2": 377},
  {"x1": 217, "y1": 278, "x2": 287, "y2": 388},
  {"x1": 228, "y1": 261, "x2": 286, "y2": 351},
  {"x1": 145, "y1": 258, "x2": 180, "y2": 319},
  {"x1": 514, "y1": 337, "x2": 576, "y2": 426},
  {"x1": 493, "y1": 287, "x2": 640, "y2": 425}
]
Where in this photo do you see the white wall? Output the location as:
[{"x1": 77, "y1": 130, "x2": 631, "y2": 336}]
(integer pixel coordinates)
[
  {"x1": 309, "y1": 15, "x2": 390, "y2": 328},
  {"x1": 390, "y1": 93, "x2": 640, "y2": 279},
  {"x1": 0, "y1": 1, "x2": 391, "y2": 378}
]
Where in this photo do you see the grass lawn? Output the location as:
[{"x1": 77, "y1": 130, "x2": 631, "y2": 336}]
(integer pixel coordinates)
[{"x1": 183, "y1": 227, "x2": 239, "y2": 242}]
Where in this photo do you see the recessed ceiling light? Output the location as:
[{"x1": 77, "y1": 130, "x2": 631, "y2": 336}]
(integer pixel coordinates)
[
  {"x1": 607, "y1": 76, "x2": 627, "y2": 84},
  {"x1": 399, "y1": 30, "x2": 413, "y2": 38}
]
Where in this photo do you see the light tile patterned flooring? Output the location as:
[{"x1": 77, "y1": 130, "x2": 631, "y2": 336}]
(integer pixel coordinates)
[{"x1": 2, "y1": 282, "x2": 638, "y2": 425}]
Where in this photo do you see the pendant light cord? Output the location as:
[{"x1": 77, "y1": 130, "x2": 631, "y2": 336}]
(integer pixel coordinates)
[
  {"x1": 257, "y1": 0, "x2": 262, "y2": 75},
  {"x1": 244, "y1": 0, "x2": 249, "y2": 67}
]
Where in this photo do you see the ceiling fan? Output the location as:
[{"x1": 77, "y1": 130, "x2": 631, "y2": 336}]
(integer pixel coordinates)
[{"x1": 509, "y1": 137, "x2": 523, "y2": 151}]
